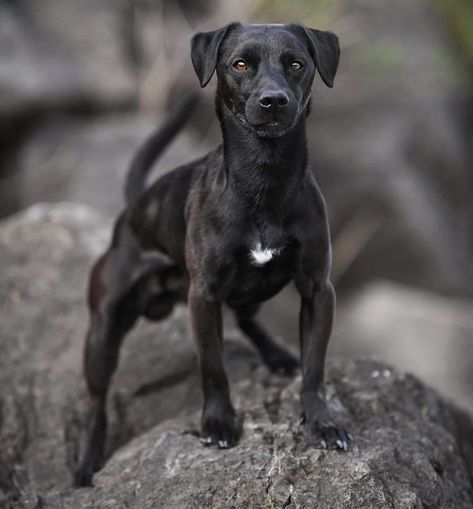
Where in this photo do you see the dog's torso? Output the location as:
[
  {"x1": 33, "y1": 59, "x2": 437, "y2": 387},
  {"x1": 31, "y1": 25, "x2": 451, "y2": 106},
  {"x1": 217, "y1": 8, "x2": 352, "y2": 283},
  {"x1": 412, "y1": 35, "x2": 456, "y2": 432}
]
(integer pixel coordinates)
[
  {"x1": 74, "y1": 22, "x2": 347, "y2": 488},
  {"x1": 126, "y1": 145, "x2": 329, "y2": 308}
]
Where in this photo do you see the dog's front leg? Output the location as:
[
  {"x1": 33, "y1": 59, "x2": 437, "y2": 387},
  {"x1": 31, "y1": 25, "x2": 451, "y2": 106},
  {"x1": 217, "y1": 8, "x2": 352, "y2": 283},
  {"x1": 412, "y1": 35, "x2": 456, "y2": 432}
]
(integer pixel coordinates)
[
  {"x1": 188, "y1": 283, "x2": 238, "y2": 448},
  {"x1": 298, "y1": 280, "x2": 350, "y2": 450}
]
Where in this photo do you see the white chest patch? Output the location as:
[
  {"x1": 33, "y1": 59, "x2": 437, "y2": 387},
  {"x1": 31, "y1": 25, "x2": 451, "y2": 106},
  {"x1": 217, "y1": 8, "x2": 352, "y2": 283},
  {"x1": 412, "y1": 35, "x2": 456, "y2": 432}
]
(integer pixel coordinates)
[{"x1": 250, "y1": 242, "x2": 281, "y2": 266}]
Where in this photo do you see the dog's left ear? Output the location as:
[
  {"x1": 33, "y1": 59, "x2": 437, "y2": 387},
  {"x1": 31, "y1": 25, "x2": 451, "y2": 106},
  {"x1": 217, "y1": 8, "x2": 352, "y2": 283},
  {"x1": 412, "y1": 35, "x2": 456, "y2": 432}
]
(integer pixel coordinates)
[
  {"x1": 300, "y1": 27, "x2": 340, "y2": 88},
  {"x1": 191, "y1": 23, "x2": 240, "y2": 88}
]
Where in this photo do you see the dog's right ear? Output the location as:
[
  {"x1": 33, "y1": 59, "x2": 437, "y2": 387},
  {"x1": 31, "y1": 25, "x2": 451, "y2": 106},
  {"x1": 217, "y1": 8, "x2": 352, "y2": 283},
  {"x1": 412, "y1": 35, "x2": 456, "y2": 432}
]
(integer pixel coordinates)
[{"x1": 191, "y1": 23, "x2": 239, "y2": 88}]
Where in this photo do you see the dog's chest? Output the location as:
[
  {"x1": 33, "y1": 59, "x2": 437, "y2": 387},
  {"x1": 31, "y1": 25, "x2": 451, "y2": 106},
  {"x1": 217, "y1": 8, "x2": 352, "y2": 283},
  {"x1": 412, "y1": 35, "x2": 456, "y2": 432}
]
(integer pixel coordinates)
[
  {"x1": 246, "y1": 224, "x2": 289, "y2": 266},
  {"x1": 224, "y1": 236, "x2": 294, "y2": 306},
  {"x1": 249, "y1": 241, "x2": 283, "y2": 266}
]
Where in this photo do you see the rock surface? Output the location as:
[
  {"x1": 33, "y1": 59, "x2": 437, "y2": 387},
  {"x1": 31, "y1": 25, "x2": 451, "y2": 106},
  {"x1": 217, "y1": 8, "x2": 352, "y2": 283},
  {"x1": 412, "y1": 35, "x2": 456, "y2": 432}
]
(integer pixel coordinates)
[
  {"x1": 0, "y1": 203, "x2": 472, "y2": 509},
  {"x1": 333, "y1": 282, "x2": 473, "y2": 415},
  {"x1": 49, "y1": 362, "x2": 473, "y2": 509},
  {"x1": 0, "y1": 0, "x2": 136, "y2": 120}
]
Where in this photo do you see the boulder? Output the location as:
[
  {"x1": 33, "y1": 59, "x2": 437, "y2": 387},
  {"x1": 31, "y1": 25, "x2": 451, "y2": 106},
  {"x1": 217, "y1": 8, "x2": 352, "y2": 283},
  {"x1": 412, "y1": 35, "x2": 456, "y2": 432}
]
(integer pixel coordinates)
[
  {"x1": 306, "y1": 0, "x2": 473, "y2": 295},
  {"x1": 0, "y1": 203, "x2": 259, "y2": 508},
  {"x1": 0, "y1": 0, "x2": 136, "y2": 121},
  {"x1": 1, "y1": 203, "x2": 472, "y2": 508},
  {"x1": 47, "y1": 361, "x2": 473, "y2": 509},
  {"x1": 332, "y1": 281, "x2": 473, "y2": 416}
]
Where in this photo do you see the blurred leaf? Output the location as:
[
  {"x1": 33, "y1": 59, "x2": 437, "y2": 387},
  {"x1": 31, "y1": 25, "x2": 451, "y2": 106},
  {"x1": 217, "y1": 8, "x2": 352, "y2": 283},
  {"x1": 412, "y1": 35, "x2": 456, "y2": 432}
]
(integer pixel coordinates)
[
  {"x1": 252, "y1": 0, "x2": 340, "y2": 26},
  {"x1": 433, "y1": 0, "x2": 473, "y2": 63},
  {"x1": 353, "y1": 40, "x2": 407, "y2": 76}
]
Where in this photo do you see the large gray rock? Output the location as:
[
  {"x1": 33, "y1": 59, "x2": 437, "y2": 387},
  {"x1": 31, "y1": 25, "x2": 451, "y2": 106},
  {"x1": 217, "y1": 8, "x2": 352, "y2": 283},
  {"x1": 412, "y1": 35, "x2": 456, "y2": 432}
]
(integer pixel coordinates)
[
  {"x1": 332, "y1": 281, "x2": 473, "y2": 416},
  {"x1": 307, "y1": 0, "x2": 473, "y2": 295},
  {"x1": 0, "y1": 0, "x2": 136, "y2": 120},
  {"x1": 49, "y1": 362, "x2": 473, "y2": 509},
  {"x1": 0, "y1": 203, "x2": 259, "y2": 508},
  {"x1": 1, "y1": 203, "x2": 473, "y2": 508}
]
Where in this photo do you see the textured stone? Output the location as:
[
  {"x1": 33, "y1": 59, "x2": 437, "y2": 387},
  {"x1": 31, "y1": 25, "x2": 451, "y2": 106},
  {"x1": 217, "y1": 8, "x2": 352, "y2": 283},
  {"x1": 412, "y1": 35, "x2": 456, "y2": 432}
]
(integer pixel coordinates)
[
  {"x1": 0, "y1": 203, "x2": 472, "y2": 509},
  {"x1": 0, "y1": 0, "x2": 136, "y2": 120},
  {"x1": 48, "y1": 360, "x2": 473, "y2": 509}
]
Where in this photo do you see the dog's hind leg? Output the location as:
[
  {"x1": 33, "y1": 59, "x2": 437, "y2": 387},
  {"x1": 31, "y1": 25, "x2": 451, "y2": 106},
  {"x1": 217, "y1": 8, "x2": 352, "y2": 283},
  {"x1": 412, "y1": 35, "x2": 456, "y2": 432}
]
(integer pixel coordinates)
[
  {"x1": 233, "y1": 304, "x2": 299, "y2": 376},
  {"x1": 74, "y1": 224, "x2": 174, "y2": 487},
  {"x1": 73, "y1": 250, "x2": 143, "y2": 487}
]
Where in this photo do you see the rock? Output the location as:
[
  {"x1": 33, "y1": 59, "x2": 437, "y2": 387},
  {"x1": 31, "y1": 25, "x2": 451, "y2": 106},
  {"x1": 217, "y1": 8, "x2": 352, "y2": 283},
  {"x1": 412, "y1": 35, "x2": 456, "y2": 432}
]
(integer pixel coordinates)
[
  {"x1": 46, "y1": 360, "x2": 473, "y2": 509},
  {"x1": 332, "y1": 281, "x2": 473, "y2": 415},
  {"x1": 0, "y1": 0, "x2": 136, "y2": 121},
  {"x1": 306, "y1": 0, "x2": 473, "y2": 296},
  {"x1": 1, "y1": 203, "x2": 472, "y2": 508},
  {"x1": 0, "y1": 0, "x2": 139, "y2": 217},
  {"x1": 0, "y1": 203, "x2": 260, "y2": 508}
]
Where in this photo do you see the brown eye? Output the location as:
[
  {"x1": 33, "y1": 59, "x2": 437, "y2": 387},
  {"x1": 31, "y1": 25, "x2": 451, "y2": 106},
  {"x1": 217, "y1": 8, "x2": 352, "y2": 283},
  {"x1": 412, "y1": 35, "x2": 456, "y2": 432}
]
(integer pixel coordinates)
[
  {"x1": 233, "y1": 60, "x2": 248, "y2": 72},
  {"x1": 291, "y1": 61, "x2": 303, "y2": 71}
]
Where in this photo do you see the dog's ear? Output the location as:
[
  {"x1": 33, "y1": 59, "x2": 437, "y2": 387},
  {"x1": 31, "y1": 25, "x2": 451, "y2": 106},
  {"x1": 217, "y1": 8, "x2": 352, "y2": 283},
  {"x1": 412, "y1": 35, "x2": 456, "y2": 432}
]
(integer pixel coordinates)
[
  {"x1": 191, "y1": 23, "x2": 239, "y2": 88},
  {"x1": 300, "y1": 27, "x2": 340, "y2": 88}
]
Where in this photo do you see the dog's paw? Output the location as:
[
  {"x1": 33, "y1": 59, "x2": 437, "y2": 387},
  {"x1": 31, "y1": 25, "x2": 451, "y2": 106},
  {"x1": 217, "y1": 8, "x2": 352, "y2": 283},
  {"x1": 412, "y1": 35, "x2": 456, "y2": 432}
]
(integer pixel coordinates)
[
  {"x1": 305, "y1": 418, "x2": 351, "y2": 451},
  {"x1": 264, "y1": 347, "x2": 300, "y2": 376},
  {"x1": 73, "y1": 449, "x2": 104, "y2": 488},
  {"x1": 201, "y1": 402, "x2": 239, "y2": 449}
]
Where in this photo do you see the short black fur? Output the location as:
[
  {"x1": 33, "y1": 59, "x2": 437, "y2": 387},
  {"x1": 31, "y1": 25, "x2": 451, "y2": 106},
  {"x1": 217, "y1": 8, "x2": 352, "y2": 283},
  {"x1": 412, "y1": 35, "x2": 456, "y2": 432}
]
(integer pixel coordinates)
[{"x1": 74, "y1": 22, "x2": 348, "y2": 488}]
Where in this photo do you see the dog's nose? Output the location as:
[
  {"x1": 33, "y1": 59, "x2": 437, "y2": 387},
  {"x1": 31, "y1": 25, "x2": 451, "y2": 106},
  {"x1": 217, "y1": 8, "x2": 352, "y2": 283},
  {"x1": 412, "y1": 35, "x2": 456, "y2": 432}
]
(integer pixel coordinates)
[{"x1": 259, "y1": 91, "x2": 289, "y2": 109}]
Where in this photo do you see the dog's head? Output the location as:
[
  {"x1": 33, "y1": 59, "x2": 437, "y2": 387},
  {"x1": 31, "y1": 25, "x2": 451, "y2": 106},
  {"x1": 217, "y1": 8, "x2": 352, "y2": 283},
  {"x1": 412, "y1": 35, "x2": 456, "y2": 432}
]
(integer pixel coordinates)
[{"x1": 191, "y1": 23, "x2": 340, "y2": 138}]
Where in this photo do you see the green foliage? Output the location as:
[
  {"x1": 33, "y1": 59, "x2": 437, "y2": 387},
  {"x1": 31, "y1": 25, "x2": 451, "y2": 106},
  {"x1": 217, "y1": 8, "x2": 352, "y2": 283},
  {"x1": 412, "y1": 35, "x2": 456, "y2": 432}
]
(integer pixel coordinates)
[
  {"x1": 354, "y1": 40, "x2": 406, "y2": 76},
  {"x1": 252, "y1": 0, "x2": 339, "y2": 26},
  {"x1": 433, "y1": 0, "x2": 473, "y2": 62}
]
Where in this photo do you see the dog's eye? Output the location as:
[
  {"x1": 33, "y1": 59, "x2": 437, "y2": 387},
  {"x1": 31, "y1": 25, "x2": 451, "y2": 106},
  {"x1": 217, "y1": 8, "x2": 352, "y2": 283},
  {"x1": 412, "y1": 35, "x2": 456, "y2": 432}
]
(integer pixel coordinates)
[
  {"x1": 291, "y1": 61, "x2": 303, "y2": 71},
  {"x1": 233, "y1": 60, "x2": 248, "y2": 72}
]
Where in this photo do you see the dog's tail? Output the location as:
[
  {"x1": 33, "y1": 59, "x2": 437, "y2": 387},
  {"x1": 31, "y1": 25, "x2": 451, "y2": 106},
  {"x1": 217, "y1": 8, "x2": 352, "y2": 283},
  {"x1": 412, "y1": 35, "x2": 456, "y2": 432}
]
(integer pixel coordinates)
[{"x1": 124, "y1": 92, "x2": 199, "y2": 206}]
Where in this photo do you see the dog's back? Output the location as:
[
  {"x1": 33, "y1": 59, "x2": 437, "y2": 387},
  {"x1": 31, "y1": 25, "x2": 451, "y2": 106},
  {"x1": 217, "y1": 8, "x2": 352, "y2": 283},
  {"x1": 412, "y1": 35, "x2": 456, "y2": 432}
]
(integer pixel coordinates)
[{"x1": 126, "y1": 148, "x2": 221, "y2": 266}]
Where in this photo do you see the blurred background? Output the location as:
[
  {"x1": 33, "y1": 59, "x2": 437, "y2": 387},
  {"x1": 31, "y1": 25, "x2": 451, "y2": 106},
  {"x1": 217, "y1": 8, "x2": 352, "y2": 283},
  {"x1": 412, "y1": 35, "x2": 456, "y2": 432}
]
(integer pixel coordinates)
[{"x1": 1, "y1": 0, "x2": 472, "y2": 413}]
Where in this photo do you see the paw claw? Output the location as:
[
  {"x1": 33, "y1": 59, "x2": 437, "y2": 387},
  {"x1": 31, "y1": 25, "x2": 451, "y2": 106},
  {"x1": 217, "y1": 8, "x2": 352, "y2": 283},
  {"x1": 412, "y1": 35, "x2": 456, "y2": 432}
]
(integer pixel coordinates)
[
  {"x1": 201, "y1": 403, "x2": 239, "y2": 449},
  {"x1": 306, "y1": 421, "x2": 351, "y2": 452}
]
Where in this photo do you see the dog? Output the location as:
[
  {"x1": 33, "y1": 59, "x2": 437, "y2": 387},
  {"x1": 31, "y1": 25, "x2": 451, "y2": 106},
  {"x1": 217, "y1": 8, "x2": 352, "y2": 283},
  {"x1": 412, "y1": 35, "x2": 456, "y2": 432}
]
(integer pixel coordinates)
[{"x1": 74, "y1": 22, "x2": 348, "y2": 487}]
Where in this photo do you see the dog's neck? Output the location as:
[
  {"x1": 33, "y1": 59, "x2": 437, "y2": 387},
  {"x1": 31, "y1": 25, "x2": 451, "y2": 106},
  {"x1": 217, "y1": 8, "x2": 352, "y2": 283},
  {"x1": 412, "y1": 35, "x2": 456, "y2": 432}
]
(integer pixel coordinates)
[{"x1": 218, "y1": 103, "x2": 309, "y2": 219}]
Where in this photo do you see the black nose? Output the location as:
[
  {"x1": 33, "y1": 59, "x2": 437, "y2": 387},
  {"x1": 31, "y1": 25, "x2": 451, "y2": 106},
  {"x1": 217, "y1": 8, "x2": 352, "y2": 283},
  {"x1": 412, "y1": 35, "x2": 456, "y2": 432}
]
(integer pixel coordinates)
[{"x1": 259, "y1": 91, "x2": 289, "y2": 109}]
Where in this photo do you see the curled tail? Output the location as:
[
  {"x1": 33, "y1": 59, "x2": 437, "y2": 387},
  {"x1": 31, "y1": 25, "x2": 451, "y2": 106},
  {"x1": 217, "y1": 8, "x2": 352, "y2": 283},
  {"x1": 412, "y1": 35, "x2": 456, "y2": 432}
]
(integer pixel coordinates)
[{"x1": 125, "y1": 93, "x2": 199, "y2": 206}]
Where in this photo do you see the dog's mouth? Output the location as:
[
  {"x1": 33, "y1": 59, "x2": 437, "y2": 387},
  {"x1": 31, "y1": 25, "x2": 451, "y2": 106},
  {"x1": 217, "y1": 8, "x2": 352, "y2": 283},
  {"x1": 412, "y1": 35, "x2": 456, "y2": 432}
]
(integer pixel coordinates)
[
  {"x1": 237, "y1": 114, "x2": 291, "y2": 138},
  {"x1": 254, "y1": 121, "x2": 279, "y2": 128},
  {"x1": 251, "y1": 120, "x2": 293, "y2": 138}
]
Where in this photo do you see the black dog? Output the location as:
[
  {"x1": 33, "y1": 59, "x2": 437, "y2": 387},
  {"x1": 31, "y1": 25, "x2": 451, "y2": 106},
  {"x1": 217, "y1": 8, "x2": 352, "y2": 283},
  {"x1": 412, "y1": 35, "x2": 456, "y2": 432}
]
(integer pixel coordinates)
[{"x1": 74, "y1": 22, "x2": 348, "y2": 487}]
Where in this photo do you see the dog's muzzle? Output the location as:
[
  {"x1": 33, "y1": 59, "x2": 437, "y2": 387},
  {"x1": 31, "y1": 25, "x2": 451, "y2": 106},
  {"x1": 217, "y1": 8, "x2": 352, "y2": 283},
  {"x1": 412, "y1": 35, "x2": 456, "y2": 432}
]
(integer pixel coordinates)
[{"x1": 244, "y1": 90, "x2": 299, "y2": 138}]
